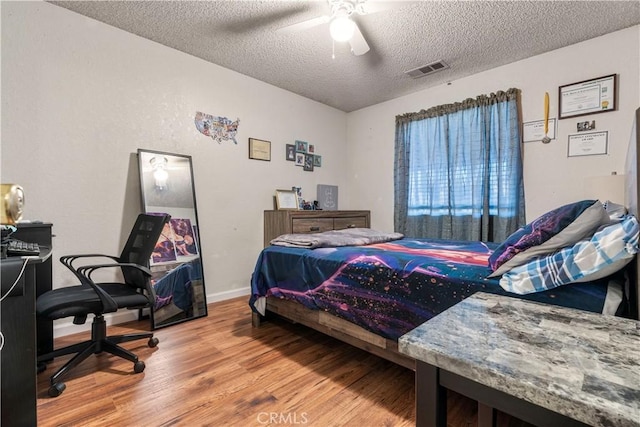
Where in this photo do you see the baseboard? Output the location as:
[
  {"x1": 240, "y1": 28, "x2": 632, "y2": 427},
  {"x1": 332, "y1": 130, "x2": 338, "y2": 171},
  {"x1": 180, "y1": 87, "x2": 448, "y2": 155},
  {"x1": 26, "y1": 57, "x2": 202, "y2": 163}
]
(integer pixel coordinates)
[
  {"x1": 205, "y1": 287, "x2": 250, "y2": 303},
  {"x1": 52, "y1": 287, "x2": 251, "y2": 338}
]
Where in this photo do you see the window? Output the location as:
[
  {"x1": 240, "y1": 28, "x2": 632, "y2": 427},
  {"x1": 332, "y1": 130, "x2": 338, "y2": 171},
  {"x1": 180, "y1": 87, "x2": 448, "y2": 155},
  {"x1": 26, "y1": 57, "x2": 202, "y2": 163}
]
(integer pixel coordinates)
[{"x1": 394, "y1": 89, "x2": 525, "y2": 242}]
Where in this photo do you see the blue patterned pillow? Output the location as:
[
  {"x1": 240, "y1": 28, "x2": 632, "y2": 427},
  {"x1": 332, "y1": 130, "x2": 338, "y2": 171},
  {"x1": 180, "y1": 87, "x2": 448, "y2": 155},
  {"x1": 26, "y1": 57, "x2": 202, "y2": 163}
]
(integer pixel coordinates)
[
  {"x1": 499, "y1": 215, "x2": 639, "y2": 294},
  {"x1": 488, "y1": 200, "x2": 610, "y2": 277}
]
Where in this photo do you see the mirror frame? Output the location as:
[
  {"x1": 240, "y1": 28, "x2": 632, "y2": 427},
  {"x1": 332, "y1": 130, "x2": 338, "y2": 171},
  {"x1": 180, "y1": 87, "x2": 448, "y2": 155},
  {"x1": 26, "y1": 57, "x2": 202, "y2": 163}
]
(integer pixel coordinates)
[{"x1": 137, "y1": 149, "x2": 208, "y2": 329}]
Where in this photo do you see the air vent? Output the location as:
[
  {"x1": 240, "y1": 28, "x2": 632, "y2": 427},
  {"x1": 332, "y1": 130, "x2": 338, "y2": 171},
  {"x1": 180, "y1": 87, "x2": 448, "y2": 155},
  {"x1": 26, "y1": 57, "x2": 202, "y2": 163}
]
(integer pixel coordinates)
[{"x1": 405, "y1": 60, "x2": 449, "y2": 79}]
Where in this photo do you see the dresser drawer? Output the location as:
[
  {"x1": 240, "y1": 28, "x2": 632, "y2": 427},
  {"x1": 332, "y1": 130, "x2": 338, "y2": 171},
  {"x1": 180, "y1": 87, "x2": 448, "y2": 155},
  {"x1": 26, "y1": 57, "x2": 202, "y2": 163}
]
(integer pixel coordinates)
[
  {"x1": 334, "y1": 216, "x2": 368, "y2": 230},
  {"x1": 292, "y1": 218, "x2": 334, "y2": 233},
  {"x1": 264, "y1": 210, "x2": 371, "y2": 247}
]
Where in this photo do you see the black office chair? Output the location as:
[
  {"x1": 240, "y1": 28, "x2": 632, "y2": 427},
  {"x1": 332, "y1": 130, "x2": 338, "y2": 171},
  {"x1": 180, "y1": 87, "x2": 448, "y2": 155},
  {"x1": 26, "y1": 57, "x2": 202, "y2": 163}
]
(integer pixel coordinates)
[{"x1": 36, "y1": 213, "x2": 170, "y2": 397}]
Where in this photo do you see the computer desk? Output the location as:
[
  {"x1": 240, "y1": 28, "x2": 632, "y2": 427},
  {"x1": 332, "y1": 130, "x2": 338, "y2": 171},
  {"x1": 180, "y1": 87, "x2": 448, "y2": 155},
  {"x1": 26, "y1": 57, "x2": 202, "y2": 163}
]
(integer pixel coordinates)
[{"x1": 0, "y1": 223, "x2": 53, "y2": 426}]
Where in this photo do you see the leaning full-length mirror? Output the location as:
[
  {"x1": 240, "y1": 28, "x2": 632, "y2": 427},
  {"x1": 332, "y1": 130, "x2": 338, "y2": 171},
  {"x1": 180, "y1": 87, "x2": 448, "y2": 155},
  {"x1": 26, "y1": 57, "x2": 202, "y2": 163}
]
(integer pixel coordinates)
[{"x1": 137, "y1": 149, "x2": 208, "y2": 329}]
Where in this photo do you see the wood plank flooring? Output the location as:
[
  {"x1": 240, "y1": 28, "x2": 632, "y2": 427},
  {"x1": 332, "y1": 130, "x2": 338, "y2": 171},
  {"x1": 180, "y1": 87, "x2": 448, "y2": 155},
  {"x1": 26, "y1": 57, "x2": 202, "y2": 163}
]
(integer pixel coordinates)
[{"x1": 37, "y1": 296, "x2": 530, "y2": 427}]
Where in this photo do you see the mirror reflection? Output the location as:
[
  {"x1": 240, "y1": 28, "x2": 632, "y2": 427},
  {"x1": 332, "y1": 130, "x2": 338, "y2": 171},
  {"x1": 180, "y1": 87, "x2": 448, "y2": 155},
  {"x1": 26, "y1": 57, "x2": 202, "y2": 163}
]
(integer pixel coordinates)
[{"x1": 137, "y1": 149, "x2": 208, "y2": 329}]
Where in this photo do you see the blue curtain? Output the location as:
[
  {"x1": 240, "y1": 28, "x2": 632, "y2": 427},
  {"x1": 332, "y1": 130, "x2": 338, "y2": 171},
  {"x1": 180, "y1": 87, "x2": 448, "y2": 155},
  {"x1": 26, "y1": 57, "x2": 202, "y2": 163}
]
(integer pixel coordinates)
[{"x1": 394, "y1": 88, "x2": 525, "y2": 242}]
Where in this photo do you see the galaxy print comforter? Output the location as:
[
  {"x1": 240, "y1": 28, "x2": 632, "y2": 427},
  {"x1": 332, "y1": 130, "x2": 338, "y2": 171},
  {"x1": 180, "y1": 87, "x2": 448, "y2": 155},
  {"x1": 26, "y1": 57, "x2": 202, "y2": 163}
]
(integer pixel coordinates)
[{"x1": 249, "y1": 238, "x2": 616, "y2": 340}]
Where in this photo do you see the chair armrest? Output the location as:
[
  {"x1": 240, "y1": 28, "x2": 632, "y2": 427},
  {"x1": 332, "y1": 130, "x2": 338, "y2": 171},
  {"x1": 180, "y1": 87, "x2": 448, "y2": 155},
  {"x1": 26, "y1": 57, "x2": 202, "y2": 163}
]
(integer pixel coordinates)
[
  {"x1": 76, "y1": 262, "x2": 151, "y2": 280},
  {"x1": 60, "y1": 254, "x2": 119, "y2": 275},
  {"x1": 74, "y1": 263, "x2": 152, "y2": 314}
]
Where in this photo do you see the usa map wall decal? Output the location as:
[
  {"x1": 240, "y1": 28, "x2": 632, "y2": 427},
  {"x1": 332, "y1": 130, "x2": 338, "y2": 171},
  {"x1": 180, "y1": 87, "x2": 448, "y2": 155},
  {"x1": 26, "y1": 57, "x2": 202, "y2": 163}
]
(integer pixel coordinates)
[{"x1": 194, "y1": 111, "x2": 240, "y2": 144}]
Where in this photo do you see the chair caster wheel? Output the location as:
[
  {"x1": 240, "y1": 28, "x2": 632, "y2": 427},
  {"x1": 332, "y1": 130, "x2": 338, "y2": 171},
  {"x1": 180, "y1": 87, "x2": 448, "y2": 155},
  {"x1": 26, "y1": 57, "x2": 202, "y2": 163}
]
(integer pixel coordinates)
[
  {"x1": 49, "y1": 382, "x2": 66, "y2": 397},
  {"x1": 134, "y1": 360, "x2": 145, "y2": 373},
  {"x1": 148, "y1": 337, "x2": 159, "y2": 348}
]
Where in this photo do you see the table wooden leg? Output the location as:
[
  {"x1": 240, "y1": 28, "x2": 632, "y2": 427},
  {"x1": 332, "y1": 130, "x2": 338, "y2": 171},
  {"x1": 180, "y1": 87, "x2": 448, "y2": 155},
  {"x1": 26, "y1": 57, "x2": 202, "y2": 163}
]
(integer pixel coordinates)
[
  {"x1": 415, "y1": 361, "x2": 447, "y2": 427},
  {"x1": 478, "y1": 402, "x2": 497, "y2": 427}
]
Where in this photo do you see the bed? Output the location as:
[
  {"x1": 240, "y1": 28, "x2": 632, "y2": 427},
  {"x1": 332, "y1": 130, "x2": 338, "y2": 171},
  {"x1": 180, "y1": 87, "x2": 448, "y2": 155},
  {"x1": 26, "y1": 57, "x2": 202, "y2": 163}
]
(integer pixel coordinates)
[{"x1": 250, "y1": 108, "x2": 640, "y2": 370}]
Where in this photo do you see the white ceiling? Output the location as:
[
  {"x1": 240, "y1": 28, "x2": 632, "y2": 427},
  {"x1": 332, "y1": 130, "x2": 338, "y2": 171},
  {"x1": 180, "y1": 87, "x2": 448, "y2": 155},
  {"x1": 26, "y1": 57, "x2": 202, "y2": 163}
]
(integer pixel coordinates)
[{"x1": 48, "y1": 0, "x2": 640, "y2": 112}]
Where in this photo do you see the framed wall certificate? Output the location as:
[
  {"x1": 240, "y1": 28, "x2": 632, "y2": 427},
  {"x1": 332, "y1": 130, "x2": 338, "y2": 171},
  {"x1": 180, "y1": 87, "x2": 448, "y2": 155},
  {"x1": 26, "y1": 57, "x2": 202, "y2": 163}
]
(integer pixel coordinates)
[
  {"x1": 559, "y1": 74, "x2": 617, "y2": 119},
  {"x1": 568, "y1": 131, "x2": 608, "y2": 157},
  {"x1": 248, "y1": 138, "x2": 271, "y2": 161},
  {"x1": 523, "y1": 119, "x2": 556, "y2": 142}
]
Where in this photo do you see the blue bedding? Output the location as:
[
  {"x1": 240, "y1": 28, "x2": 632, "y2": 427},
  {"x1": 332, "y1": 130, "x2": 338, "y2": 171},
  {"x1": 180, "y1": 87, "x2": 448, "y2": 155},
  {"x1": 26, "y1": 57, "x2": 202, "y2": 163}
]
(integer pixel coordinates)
[{"x1": 250, "y1": 238, "x2": 619, "y2": 340}]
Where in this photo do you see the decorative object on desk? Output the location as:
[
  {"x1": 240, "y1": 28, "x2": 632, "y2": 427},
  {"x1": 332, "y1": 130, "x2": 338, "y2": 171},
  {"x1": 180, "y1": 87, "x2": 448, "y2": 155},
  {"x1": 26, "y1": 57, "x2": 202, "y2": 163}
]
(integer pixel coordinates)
[
  {"x1": 137, "y1": 149, "x2": 208, "y2": 329},
  {"x1": 295, "y1": 140, "x2": 308, "y2": 153},
  {"x1": 292, "y1": 187, "x2": 303, "y2": 210},
  {"x1": 292, "y1": 186, "x2": 302, "y2": 198},
  {"x1": 295, "y1": 152, "x2": 305, "y2": 166},
  {"x1": 577, "y1": 120, "x2": 596, "y2": 132},
  {"x1": 248, "y1": 137, "x2": 271, "y2": 161},
  {"x1": 275, "y1": 189, "x2": 299, "y2": 210},
  {"x1": 1, "y1": 184, "x2": 24, "y2": 225},
  {"x1": 286, "y1": 144, "x2": 295, "y2": 161},
  {"x1": 542, "y1": 92, "x2": 551, "y2": 144},
  {"x1": 194, "y1": 111, "x2": 240, "y2": 144},
  {"x1": 314, "y1": 155, "x2": 322, "y2": 167},
  {"x1": 317, "y1": 184, "x2": 338, "y2": 210},
  {"x1": 559, "y1": 74, "x2": 617, "y2": 119},
  {"x1": 568, "y1": 131, "x2": 608, "y2": 157},
  {"x1": 303, "y1": 154, "x2": 315, "y2": 171}
]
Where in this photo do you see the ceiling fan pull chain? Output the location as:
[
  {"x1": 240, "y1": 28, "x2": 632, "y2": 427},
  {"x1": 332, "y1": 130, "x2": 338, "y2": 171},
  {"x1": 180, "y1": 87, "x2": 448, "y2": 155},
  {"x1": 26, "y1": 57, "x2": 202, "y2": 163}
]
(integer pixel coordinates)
[{"x1": 332, "y1": 39, "x2": 335, "y2": 60}]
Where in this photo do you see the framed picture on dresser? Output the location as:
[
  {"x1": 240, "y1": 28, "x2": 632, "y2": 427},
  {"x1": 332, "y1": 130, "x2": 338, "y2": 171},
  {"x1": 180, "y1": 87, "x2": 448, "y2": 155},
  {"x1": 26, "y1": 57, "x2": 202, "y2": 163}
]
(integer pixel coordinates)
[{"x1": 275, "y1": 189, "x2": 299, "y2": 210}]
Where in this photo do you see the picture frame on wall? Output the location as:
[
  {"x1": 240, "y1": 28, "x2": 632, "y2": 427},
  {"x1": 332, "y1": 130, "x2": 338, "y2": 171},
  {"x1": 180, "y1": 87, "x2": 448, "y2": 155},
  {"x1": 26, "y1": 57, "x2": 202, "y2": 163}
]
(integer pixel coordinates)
[
  {"x1": 568, "y1": 131, "x2": 608, "y2": 157},
  {"x1": 303, "y1": 154, "x2": 314, "y2": 171},
  {"x1": 248, "y1": 138, "x2": 271, "y2": 161},
  {"x1": 286, "y1": 144, "x2": 295, "y2": 161},
  {"x1": 558, "y1": 74, "x2": 617, "y2": 119},
  {"x1": 314, "y1": 155, "x2": 322, "y2": 167},
  {"x1": 295, "y1": 140, "x2": 308, "y2": 153},
  {"x1": 275, "y1": 189, "x2": 299, "y2": 210},
  {"x1": 295, "y1": 153, "x2": 305, "y2": 166}
]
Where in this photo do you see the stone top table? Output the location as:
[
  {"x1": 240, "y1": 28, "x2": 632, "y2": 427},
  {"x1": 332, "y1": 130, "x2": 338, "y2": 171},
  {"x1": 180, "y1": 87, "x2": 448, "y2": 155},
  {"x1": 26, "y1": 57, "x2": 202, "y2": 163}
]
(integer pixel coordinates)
[{"x1": 398, "y1": 292, "x2": 640, "y2": 427}]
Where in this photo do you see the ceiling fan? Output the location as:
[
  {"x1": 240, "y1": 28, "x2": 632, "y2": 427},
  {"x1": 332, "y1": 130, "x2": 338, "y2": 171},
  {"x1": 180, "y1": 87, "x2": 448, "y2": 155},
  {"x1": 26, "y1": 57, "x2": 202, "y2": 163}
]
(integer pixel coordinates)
[{"x1": 277, "y1": 0, "x2": 393, "y2": 56}]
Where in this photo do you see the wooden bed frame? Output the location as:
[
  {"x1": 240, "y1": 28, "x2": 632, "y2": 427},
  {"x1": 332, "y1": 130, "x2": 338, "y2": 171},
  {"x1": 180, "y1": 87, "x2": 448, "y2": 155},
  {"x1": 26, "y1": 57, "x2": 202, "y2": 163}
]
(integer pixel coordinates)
[
  {"x1": 253, "y1": 107, "x2": 640, "y2": 370},
  {"x1": 252, "y1": 298, "x2": 415, "y2": 369}
]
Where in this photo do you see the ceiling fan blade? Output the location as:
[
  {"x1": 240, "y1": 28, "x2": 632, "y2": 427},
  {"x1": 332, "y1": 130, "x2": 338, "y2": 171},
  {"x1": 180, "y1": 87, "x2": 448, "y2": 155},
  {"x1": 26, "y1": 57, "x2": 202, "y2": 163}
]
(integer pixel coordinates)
[
  {"x1": 349, "y1": 23, "x2": 370, "y2": 56},
  {"x1": 356, "y1": 1, "x2": 402, "y2": 15},
  {"x1": 276, "y1": 15, "x2": 331, "y2": 34}
]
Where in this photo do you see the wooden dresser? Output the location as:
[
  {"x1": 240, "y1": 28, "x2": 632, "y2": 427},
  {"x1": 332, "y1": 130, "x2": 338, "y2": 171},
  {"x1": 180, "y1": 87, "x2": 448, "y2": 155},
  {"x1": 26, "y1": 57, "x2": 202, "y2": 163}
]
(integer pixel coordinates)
[{"x1": 263, "y1": 210, "x2": 370, "y2": 247}]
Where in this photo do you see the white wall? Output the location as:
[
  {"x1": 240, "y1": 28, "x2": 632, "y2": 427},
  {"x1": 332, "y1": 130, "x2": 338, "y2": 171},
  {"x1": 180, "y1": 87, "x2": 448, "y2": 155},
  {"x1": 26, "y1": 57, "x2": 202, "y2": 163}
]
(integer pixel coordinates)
[
  {"x1": 347, "y1": 26, "x2": 640, "y2": 231},
  {"x1": 1, "y1": 2, "x2": 349, "y2": 333}
]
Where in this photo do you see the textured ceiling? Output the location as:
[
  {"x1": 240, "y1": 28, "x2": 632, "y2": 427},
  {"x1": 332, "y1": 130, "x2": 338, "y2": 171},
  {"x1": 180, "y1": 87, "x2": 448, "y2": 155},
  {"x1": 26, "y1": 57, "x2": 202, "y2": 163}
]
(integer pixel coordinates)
[{"x1": 48, "y1": 1, "x2": 640, "y2": 112}]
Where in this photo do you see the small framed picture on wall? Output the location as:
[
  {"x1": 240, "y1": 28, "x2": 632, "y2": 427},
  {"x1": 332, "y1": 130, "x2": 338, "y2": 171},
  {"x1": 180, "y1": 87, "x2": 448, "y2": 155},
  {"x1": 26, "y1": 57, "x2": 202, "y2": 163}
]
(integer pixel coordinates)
[
  {"x1": 286, "y1": 144, "x2": 295, "y2": 161},
  {"x1": 248, "y1": 138, "x2": 271, "y2": 161},
  {"x1": 303, "y1": 154, "x2": 314, "y2": 171},
  {"x1": 295, "y1": 140, "x2": 308, "y2": 153}
]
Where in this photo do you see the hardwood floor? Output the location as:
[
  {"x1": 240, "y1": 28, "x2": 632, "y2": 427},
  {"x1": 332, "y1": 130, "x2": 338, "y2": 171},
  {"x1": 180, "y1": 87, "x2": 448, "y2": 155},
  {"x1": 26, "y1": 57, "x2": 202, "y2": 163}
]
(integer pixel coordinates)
[{"x1": 37, "y1": 296, "x2": 529, "y2": 427}]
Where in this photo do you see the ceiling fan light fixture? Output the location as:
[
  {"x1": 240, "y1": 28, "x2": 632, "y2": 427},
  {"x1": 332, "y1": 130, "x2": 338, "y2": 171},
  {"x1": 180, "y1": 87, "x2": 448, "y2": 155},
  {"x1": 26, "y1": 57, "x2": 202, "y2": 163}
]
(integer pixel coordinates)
[{"x1": 329, "y1": 15, "x2": 355, "y2": 42}]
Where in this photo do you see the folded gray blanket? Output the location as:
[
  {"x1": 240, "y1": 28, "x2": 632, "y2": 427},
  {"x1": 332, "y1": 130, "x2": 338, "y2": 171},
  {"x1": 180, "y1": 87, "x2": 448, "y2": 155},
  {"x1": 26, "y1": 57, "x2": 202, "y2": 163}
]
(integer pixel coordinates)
[{"x1": 270, "y1": 227, "x2": 404, "y2": 249}]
